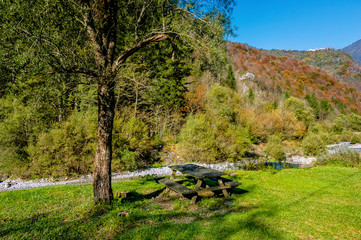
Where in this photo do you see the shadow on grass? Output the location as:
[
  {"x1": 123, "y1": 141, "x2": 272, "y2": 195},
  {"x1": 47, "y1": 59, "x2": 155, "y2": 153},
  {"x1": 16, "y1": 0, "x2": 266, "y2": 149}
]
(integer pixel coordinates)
[
  {"x1": 0, "y1": 211, "x2": 89, "y2": 239},
  {"x1": 119, "y1": 179, "x2": 250, "y2": 204},
  {"x1": 115, "y1": 208, "x2": 284, "y2": 240},
  {"x1": 0, "y1": 178, "x2": 279, "y2": 240}
]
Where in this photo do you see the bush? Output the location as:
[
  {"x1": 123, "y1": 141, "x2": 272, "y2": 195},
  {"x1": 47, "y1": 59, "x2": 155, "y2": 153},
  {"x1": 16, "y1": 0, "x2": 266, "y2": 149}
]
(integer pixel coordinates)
[
  {"x1": 284, "y1": 97, "x2": 314, "y2": 127},
  {"x1": 264, "y1": 135, "x2": 286, "y2": 162},
  {"x1": 28, "y1": 110, "x2": 97, "y2": 178},
  {"x1": 334, "y1": 113, "x2": 361, "y2": 132},
  {"x1": 178, "y1": 114, "x2": 218, "y2": 162},
  {"x1": 0, "y1": 98, "x2": 48, "y2": 177},
  {"x1": 218, "y1": 123, "x2": 251, "y2": 161},
  {"x1": 302, "y1": 134, "x2": 326, "y2": 156},
  {"x1": 351, "y1": 133, "x2": 361, "y2": 144},
  {"x1": 112, "y1": 116, "x2": 155, "y2": 170},
  {"x1": 339, "y1": 130, "x2": 354, "y2": 142},
  {"x1": 251, "y1": 109, "x2": 306, "y2": 141},
  {"x1": 315, "y1": 150, "x2": 361, "y2": 168},
  {"x1": 207, "y1": 84, "x2": 235, "y2": 122}
]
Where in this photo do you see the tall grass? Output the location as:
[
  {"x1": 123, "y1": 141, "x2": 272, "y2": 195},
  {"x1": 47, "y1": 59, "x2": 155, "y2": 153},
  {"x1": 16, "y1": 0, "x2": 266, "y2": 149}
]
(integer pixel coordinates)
[{"x1": 315, "y1": 149, "x2": 361, "y2": 168}]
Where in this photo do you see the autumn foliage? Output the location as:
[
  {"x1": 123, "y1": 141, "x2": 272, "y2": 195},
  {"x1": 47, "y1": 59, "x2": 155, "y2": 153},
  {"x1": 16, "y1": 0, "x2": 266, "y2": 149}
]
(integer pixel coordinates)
[{"x1": 228, "y1": 43, "x2": 361, "y2": 113}]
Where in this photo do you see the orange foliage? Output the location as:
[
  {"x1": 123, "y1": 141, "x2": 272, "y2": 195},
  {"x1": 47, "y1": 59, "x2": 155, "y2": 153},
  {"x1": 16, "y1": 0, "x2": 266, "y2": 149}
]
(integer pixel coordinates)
[
  {"x1": 228, "y1": 42, "x2": 361, "y2": 113},
  {"x1": 182, "y1": 84, "x2": 206, "y2": 113}
]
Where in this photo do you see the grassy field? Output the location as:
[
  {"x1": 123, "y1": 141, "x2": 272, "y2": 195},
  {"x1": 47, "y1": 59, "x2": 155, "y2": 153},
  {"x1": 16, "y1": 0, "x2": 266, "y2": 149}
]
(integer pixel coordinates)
[{"x1": 1, "y1": 166, "x2": 361, "y2": 239}]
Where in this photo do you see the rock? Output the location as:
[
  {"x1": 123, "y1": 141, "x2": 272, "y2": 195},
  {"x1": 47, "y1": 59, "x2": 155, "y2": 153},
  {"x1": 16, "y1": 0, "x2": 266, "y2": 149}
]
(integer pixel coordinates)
[
  {"x1": 239, "y1": 72, "x2": 255, "y2": 81},
  {"x1": 117, "y1": 211, "x2": 130, "y2": 217},
  {"x1": 115, "y1": 192, "x2": 129, "y2": 199}
]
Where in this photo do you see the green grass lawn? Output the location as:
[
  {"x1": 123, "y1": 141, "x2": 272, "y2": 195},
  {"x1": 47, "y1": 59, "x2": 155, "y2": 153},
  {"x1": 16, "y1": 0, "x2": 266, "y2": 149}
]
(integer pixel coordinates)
[{"x1": 1, "y1": 166, "x2": 361, "y2": 239}]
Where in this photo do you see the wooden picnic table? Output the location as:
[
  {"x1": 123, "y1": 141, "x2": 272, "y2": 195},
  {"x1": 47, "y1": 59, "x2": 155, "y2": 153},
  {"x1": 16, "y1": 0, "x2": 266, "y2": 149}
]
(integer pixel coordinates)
[{"x1": 157, "y1": 164, "x2": 240, "y2": 204}]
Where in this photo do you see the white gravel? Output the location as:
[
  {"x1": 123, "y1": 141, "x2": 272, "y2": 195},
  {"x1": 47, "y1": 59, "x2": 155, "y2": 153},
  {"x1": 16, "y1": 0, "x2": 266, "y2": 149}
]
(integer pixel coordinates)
[
  {"x1": 287, "y1": 155, "x2": 317, "y2": 165},
  {"x1": 0, "y1": 157, "x2": 316, "y2": 192}
]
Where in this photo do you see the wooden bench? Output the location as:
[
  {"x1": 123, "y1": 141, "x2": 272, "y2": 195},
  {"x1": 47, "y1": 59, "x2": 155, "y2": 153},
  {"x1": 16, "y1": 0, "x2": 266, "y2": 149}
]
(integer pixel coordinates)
[
  {"x1": 197, "y1": 177, "x2": 240, "y2": 194},
  {"x1": 157, "y1": 177, "x2": 197, "y2": 197},
  {"x1": 215, "y1": 177, "x2": 241, "y2": 188}
]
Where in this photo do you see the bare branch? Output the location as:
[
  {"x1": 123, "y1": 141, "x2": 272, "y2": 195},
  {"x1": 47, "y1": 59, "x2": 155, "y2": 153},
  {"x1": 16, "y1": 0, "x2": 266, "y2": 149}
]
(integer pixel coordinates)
[
  {"x1": 112, "y1": 33, "x2": 173, "y2": 72},
  {"x1": 49, "y1": 64, "x2": 99, "y2": 78}
]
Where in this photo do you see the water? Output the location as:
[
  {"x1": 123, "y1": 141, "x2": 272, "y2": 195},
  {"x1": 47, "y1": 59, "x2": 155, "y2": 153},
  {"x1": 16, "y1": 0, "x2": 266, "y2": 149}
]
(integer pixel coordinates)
[{"x1": 264, "y1": 161, "x2": 310, "y2": 170}]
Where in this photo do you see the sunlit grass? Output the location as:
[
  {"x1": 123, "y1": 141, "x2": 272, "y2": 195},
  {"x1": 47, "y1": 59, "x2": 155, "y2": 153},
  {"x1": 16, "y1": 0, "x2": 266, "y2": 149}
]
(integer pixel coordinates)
[{"x1": 1, "y1": 166, "x2": 360, "y2": 239}]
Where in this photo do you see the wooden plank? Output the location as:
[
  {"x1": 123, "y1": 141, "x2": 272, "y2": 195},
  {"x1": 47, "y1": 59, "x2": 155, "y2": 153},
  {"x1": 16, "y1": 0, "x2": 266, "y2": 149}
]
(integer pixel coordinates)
[
  {"x1": 172, "y1": 176, "x2": 195, "y2": 182},
  {"x1": 196, "y1": 185, "x2": 232, "y2": 192},
  {"x1": 157, "y1": 178, "x2": 196, "y2": 196},
  {"x1": 210, "y1": 177, "x2": 241, "y2": 187},
  {"x1": 170, "y1": 164, "x2": 225, "y2": 179}
]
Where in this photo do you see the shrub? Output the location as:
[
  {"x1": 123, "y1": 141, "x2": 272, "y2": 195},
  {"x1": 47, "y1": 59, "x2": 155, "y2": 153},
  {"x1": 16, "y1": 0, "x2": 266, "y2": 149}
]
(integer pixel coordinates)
[
  {"x1": 0, "y1": 98, "x2": 48, "y2": 177},
  {"x1": 178, "y1": 114, "x2": 218, "y2": 162},
  {"x1": 251, "y1": 109, "x2": 306, "y2": 141},
  {"x1": 315, "y1": 149, "x2": 361, "y2": 168},
  {"x1": 264, "y1": 135, "x2": 286, "y2": 162},
  {"x1": 284, "y1": 97, "x2": 314, "y2": 127},
  {"x1": 339, "y1": 130, "x2": 354, "y2": 142},
  {"x1": 28, "y1": 110, "x2": 97, "y2": 178},
  {"x1": 302, "y1": 134, "x2": 326, "y2": 156},
  {"x1": 112, "y1": 116, "x2": 154, "y2": 170},
  {"x1": 334, "y1": 113, "x2": 361, "y2": 132},
  {"x1": 351, "y1": 133, "x2": 361, "y2": 144},
  {"x1": 218, "y1": 123, "x2": 251, "y2": 161},
  {"x1": 207, "y1": 84, "x2": 235, "y2": 122}
]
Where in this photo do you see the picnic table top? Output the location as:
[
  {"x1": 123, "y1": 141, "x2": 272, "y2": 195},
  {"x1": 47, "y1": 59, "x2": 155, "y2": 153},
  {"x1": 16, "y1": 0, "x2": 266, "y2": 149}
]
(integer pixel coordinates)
[{"x1": 169, "y1": 164, "x2": 226, "y2": 179}]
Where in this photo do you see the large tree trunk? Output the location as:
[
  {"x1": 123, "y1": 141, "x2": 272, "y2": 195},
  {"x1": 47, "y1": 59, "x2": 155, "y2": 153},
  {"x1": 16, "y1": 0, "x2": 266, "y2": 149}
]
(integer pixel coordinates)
[{"x1": 93, "y1": 81, "x2": 115, "y2": 204}]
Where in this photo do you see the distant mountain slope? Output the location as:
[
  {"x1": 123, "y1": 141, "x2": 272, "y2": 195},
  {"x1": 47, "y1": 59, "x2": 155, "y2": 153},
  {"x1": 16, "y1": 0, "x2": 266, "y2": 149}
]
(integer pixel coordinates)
[
  {"x1": 343, "y1": 39, "x2": 361, "y2": 65},
  {"x1": 263, "y1": 48, "x2": 361, "y2": 92},
  {"x1": 228, "y1": 43, "x2": 361, "y2": 113}
]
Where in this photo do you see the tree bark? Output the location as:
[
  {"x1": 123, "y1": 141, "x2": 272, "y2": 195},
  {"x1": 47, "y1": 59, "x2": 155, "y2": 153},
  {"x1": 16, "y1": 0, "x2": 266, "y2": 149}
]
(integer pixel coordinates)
[{"x1": 93, "y1": 80, "x2": 115, "y2": 204}]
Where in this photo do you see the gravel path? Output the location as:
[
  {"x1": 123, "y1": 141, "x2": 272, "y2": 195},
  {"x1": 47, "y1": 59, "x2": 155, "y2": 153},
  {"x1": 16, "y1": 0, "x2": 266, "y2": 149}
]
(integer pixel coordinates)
[{"x1": 0, "y1": 156, "x2": 316, "y2": 192}]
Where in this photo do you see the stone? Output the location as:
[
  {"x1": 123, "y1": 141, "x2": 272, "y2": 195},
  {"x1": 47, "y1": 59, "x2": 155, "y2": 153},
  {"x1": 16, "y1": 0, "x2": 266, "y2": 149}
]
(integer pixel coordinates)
[{"x1": 117, "y1": 211, "x2": 130, "y2": 217}]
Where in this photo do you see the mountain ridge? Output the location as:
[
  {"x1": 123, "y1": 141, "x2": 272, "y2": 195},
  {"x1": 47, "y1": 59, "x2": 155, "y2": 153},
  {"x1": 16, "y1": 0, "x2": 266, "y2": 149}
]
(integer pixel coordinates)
[
  {"x1": 343, "y1": 39, "x2": 361, "y2": 65},
  {"x1": 262, "y1": 48, "x2": 361, "y2": 92}
]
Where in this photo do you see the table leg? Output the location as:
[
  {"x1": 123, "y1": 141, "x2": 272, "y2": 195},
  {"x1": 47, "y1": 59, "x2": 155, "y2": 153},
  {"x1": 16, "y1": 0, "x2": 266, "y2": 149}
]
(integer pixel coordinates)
[
  {"x1": 194, "y1": 179, "x2": 203, "y2": 191},
  {"x1": 192, "y1": 179, "x2": 203, "y2": 204},
  {"x1": 217, "y1": 178, "x2": 229, "y2": 198},
  {"x1": 171, "y1": 170, "x2": 176, "y2": 180}
]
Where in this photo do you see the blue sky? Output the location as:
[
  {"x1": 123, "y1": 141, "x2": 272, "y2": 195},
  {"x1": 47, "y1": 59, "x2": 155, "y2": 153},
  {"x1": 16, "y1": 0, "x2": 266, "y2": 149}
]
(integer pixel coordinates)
[{"x1": 229, "y1": 0, "x2": 361, "y2": 50}]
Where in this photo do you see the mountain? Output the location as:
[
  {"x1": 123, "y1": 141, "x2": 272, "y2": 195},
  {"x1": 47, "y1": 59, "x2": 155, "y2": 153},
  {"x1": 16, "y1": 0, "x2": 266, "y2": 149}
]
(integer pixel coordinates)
[
  {"x1": 228, "y1": 42, "x2": 361, "y2": 113},
  {"x1": 343, "y1": 39, "x2": 361, "y2": 65},
  {"x1": 263, "y1": 48, "x2": 361, "y2": 92}
]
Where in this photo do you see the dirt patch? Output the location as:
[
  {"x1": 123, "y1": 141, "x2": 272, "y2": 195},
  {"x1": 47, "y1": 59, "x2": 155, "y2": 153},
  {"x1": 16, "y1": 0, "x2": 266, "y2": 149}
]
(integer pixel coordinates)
[
  {"x1": 152, "y1": 195, "x2": 174, "y2": 210},
  {"x1": 172, "y1": 216, "x2": 196, "y2": 224}
]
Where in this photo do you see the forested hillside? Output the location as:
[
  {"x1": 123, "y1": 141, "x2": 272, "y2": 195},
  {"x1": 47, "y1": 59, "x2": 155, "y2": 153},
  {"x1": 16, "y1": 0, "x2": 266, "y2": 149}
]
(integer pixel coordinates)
[
  {"x1": 230, "y1": 43, "x2": 361, "y2": 113},
  {"x1": 264, "y1": 48, "x2": 361, "y2": 91}
]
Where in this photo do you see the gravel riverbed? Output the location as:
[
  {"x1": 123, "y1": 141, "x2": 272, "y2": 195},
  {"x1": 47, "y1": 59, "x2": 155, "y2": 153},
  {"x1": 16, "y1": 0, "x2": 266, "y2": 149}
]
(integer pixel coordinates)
[{"x1": 0, "y1": 156, "x2": 316, "y2": 192}]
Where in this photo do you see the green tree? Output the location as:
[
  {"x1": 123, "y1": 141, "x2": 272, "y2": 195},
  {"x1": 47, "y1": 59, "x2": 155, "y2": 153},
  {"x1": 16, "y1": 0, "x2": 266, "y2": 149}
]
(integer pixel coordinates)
[
  {"x1": 319, "y1": 99, "x2": 333, "y2": 119},
  {"x1": 302, "y1": 134, "x2": 326, "y2": 156},
  {"x1": 265, "y1": 135, "x2": 286, "y2": 162},
  {"x1": 248, "y1": 88, "x2": 255, "y2": 104},
  {"x1": 1, "y1": 0, "x2": 234, "y2": 204},
  {"x1": 305, "y1": 93, "x2": 320, "y2": 119},
  {"x1": 223, "y1": 65, "x2": 236, "y2": 89},
  {"x1": 284, "y1": 97, "x2": 314, "y2": 127}
]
